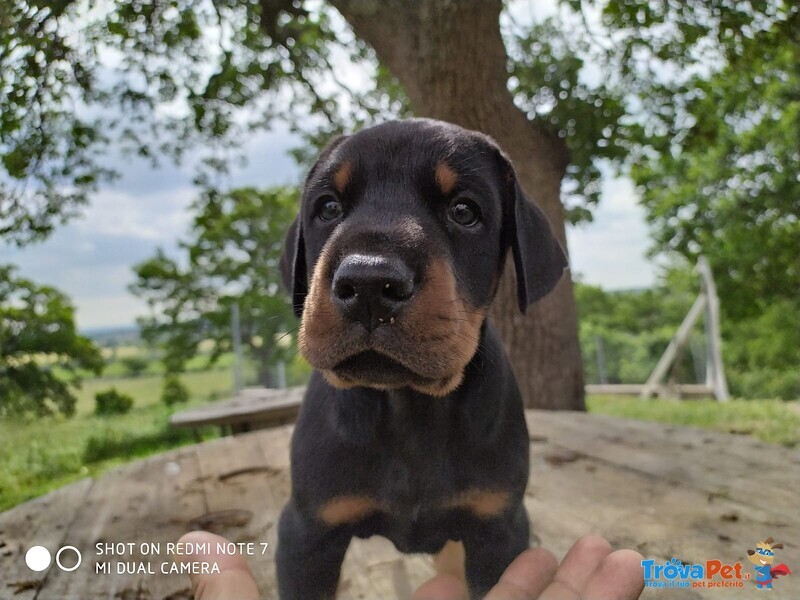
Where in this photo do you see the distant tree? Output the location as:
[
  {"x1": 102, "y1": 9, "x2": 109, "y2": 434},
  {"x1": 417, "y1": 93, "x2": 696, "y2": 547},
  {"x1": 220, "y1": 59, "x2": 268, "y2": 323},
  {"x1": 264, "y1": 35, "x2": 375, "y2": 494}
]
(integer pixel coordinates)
[
  {"x1": 94, "y1": 388, "x2": 134, "y2": 416},
  {"x1": 161, "y1": 374, "x2": 190, "y2": 407},
  {"x1": 0, "y1": 265, "x2": 103, "y2": 416},
  {"x1": 120, "y1": 355, "x2": 149, "y2": 378},
  {"x1": 130, "y1": 187, "x2": 296, "y2": 391}
]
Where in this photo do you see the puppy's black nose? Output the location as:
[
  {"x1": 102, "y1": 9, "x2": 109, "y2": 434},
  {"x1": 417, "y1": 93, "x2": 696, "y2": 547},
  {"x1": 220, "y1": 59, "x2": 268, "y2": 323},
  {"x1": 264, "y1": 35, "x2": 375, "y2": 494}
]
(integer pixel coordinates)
[{"x1": 332, "y1": 254, "x2": 415, "y2": 331}]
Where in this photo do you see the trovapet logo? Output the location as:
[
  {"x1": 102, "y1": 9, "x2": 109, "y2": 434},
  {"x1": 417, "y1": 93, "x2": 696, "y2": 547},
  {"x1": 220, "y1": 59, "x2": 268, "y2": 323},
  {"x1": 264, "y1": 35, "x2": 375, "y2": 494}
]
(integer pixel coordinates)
[
  {"x1": 641, "y1": 557, "x2": 749, "y2": 589},
  {"x1": 642, "y1": 535, "x2": 793, "y2": 591}
]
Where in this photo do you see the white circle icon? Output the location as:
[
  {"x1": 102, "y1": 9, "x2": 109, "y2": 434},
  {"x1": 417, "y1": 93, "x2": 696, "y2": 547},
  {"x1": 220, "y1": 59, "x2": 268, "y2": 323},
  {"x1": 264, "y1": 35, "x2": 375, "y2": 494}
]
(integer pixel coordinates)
[
  {"x1": 56, "y1": 546, "x2": 82, "y2": 572},
  {"x1": 25, "y1": 546, "x2": 51, "y2": 572}
]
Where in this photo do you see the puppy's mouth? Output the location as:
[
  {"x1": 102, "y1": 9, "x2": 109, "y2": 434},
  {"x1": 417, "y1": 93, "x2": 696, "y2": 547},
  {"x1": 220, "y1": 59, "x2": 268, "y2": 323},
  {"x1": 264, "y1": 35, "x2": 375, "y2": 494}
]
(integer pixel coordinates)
[
  {"x1": 299, "y1": 255, "x2": 485, "y2": 396},
  {"x1": 333, "y1": 350, "x2": 423, "y2": 387}
]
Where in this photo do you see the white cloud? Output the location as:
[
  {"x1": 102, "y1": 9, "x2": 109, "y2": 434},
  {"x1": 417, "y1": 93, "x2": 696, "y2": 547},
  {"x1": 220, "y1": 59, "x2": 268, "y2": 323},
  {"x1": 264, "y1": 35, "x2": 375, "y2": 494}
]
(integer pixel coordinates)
[
  {"x1": 567, "y1": 176, "x2": 657, "y2": 289},
  {"x1": 74, "y1": 186, "x2": 196, "y2": 241}
]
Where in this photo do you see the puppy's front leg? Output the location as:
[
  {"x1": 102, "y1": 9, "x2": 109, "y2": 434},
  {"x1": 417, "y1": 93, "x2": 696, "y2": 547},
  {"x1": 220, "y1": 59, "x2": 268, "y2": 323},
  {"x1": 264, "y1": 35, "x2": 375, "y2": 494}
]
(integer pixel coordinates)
[
  {"x1": 463, "y1": 503, "x2": 530, "y2": 599},
  {"x1": 276, "y1": 502, "x2": 352, "y2": 600}
]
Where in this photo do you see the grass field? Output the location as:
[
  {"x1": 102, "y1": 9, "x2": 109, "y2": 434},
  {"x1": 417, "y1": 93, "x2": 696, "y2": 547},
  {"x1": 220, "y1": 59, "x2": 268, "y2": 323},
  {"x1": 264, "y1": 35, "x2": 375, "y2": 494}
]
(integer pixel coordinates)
[
  {"x1": 587, "y1": 395, "x2": 800, "y2": 447},
  {"x1": 2, "y1": 369, "x2": 798, "y2": 511},
  {"x1": 0, "y1": 368, "x2": 239, "y2": 511}
]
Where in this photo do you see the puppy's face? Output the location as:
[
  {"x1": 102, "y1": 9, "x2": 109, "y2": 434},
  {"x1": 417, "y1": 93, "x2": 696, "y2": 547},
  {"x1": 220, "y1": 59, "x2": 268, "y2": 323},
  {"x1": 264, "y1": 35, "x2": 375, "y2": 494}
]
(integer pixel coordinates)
[{"x1": 281, "y1": 119, "x2": 567, "y2": 396}]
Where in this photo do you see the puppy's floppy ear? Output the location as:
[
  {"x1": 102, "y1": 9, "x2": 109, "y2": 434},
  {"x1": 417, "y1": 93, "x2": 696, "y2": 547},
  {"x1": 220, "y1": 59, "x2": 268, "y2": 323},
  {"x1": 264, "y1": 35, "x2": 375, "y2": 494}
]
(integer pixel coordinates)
[
  {"x1": 279, "y1": 133, "x2": 350, "y2": 317},
  {"x1": 503, "y1": 163, "x2": 569, "y2": 313},
  {"x1": 279, "y1": 216, "x2": 306, "y2": 318}
]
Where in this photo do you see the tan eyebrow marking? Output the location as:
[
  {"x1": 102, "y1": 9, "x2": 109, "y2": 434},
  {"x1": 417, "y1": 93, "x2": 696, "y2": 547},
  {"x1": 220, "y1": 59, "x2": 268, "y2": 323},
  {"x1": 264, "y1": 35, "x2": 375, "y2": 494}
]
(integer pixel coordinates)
[
  {"x1": 435, "y1": 162, "x2": 458, "y2": 195},
  {"x1": 332, "y1": 161, "x2": 351, "y2": 193}
]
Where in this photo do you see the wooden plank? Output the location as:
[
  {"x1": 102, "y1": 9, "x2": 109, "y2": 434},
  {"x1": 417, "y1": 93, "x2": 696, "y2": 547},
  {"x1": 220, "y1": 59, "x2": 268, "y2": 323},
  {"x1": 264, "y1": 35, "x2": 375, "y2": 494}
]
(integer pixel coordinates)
[
  {"x1": 587, "y1": 384, "x2": 714, "y2": 398},
  {"x1": 194, "y1": 429, "x2": 288, "y2": 598},
  {"x1": 0, "y1": 479, "x2": 93, "y2": 600},
  {"x1": 133, "y1": 445, "x2": 208, "y2": 600},
  {"x1": 34, "y1": 455, "x2": 178, "y2": 599},
  {"x1": 587, "y1": 384, "x2": 647, "y2": 395},
  {"x1": 339, "y1": 536, "x2": 404, "y2": 599},
  {"x1": 170, "y1": 387, "x2": 304, "y2": 429},
  {"x1": 526, "y1": 411, "x2": 800, "y2": 515},
  {"x1": 2, "y1": 411, "x2": 796, "y2": 598},
  {"x1": 697, "y1": 257, "x2": 730, "y2": 401},
  {"x1": 525, "y1": 433, "x2": 800, "y2": 599},
  {"x1": 642, "y1": 293, "x2": 707, "y2": 398}
]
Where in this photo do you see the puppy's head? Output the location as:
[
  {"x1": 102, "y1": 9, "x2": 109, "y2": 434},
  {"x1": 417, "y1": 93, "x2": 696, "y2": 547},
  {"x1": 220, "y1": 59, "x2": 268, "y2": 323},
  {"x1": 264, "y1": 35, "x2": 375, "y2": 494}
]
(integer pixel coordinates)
[{"x1": 281, "y1": 119, "x2": 567, "y2": 396}]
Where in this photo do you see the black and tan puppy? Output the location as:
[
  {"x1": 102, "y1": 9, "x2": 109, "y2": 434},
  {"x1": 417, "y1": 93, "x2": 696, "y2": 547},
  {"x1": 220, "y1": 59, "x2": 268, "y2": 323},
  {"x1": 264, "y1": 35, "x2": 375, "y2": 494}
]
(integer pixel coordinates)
[{"x1": 277, "y1": 119, "x2": 567, "y2": 599}]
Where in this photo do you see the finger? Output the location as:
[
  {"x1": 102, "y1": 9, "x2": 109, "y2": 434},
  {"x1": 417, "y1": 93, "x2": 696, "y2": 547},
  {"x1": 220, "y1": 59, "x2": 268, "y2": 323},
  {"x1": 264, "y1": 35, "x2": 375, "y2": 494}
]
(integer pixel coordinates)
[
  {"x1": 484, "y1": 548, "x2": 559, "y2": 600},
  {"x1": 412, "y1": 573, "x2": 468, "y2": 600},
  {"x1": 577, "y1": 549, "x2": 645, "y2": 600},
  {"x1": 539, "y1": 535, "x2": 612, "y2": 600},
  {"x1": 177, "y1": 530, "x2": 260, "y2": 600}
]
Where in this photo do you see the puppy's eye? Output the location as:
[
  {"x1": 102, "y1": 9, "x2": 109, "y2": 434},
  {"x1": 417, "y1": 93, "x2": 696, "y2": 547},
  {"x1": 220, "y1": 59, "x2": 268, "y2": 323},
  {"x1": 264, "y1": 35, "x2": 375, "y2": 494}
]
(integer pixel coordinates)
[
  {"x1": 448, "y1": 199, "x2": 480, "y2": 227},
  {"x1": 318, "y1": 196, "x2": 343, "y2": 221}
]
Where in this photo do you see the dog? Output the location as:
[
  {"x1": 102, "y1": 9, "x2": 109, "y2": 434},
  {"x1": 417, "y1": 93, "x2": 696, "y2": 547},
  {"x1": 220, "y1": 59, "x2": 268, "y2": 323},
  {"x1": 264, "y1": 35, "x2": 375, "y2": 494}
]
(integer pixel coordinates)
[{"x1": 277, "y1": 118, "x2": 567, "y2": 599}]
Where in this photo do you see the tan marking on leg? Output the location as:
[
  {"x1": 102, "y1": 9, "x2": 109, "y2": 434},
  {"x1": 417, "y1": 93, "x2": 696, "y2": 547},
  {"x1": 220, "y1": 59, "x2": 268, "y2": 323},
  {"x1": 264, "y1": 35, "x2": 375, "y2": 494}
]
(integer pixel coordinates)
[
  {"x1": 435, "y1": 162, "x2": 458, "y2": 195},
  {"x1": 318, "y1": 495, "x2": 386, "y2": 526},
  {"x1": 434, "y1": 540, "x2": 466, "y2": 581},
  {"x1": 445, "y1": 490, "x2": 511, "y2": 518},
  {"x1": 332, "y1": 161, "x2": 351, "y2": 194}
]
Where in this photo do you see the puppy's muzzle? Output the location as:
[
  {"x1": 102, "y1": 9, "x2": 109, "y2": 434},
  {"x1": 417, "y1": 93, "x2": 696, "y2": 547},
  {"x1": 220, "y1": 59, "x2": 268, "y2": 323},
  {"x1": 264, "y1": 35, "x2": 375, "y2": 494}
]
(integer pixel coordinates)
[{"x1": 331, "y1": 253, "x2": 415, "y2": 331}]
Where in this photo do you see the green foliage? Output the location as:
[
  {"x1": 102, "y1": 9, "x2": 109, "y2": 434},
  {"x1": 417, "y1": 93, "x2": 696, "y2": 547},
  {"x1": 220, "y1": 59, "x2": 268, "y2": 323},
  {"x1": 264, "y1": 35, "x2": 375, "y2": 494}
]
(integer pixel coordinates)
[
  {"x1": 120, "y1": 355, "x2": 149, "y2": 377},
  {"x1": 94, "y1": 388, "x2": 134, "y2": 416},
  {"x1": 722, "y1": 298, "x2": 800, "y2": 400},
  {"x1": 588, "y1": 396, "x2": 800, "y2": 447},
  {"x1": 130, "y1": 186, "x2": 298, "y2": 388},
  {"x1": 573, "y1": 0, "x2": 800, "y2": 320},
  {"x1": 575, "y1": 281, "x2": 698, "y2": 385},
  {"x1": 160, "y1": 374, "x2": 190, "y2": 407},
  {"x1": 0, "y1": 0, "x2": 385, "y2": 244},
  {"x1": 577, "y1": 276, "x2": 800, "y2": 400},
  {"x1": 0, "y1": 265, "x2": 103, "y2": 417},
  {"x1": 83, "y1": 425, "x2": 194, "y2": 463},
  {"x1": 728, "y1": 370, "x2": 800, "y2": 404},
  {"x1": 0, "y1": 368, "x2": 228, "y2": 510},
  {"x1": 506, "y1": 17, "x2": 627, "y2": 223}
]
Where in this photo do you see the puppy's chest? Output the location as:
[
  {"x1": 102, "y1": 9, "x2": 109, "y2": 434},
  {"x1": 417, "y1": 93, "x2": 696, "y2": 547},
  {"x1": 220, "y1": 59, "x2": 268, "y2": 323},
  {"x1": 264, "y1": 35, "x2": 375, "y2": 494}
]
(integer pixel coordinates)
[{"x1": 320, "y1": 411, "x2": 514, "y2": 526}]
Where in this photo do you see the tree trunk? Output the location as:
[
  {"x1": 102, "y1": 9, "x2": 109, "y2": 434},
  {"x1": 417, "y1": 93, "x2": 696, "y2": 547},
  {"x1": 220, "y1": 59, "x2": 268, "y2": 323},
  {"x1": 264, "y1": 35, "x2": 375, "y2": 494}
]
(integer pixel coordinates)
[{"x1": 330, "y1": 0, "x2": 585, "y2": 410}]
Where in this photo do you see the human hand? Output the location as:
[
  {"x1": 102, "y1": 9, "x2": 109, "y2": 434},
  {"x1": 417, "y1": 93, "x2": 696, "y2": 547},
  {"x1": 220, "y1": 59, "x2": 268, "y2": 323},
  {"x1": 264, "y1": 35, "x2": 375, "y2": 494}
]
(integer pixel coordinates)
[
  {"x1": 413, "y1": 535, "x2": 644, "y2": 600},
  {"x1": 178, "y1": 531, "x2": 643, "y2": 600},
  {"x1": 178, "y1": 531, "x2": 259, "y2": 600}
]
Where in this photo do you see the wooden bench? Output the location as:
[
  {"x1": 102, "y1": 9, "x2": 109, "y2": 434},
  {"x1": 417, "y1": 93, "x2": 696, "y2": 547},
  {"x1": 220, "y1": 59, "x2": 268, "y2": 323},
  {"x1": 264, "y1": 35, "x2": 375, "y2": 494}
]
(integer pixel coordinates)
[{"x1": 170, "y1": 386, "x2": 304, "y2": 434}]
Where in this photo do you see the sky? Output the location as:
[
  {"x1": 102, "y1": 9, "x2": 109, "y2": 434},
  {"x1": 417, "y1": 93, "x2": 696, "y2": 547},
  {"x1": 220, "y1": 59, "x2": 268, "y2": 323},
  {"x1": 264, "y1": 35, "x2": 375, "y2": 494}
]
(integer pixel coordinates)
[{"x1": 2, "y1": 1, "x2": 659, "y2": 331}]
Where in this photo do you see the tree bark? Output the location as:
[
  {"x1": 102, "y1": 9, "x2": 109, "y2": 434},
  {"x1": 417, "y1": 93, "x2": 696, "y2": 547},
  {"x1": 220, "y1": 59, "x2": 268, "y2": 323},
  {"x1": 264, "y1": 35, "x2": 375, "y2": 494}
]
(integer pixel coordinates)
[{"x1": 329, "y1": 0, "x2": 585, "y2": 410}]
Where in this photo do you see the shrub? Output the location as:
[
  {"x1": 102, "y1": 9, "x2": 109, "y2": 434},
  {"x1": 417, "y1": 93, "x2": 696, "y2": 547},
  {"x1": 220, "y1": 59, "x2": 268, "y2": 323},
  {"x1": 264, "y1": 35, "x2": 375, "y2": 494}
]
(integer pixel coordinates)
[
  {"x1": 120, "y1": 355, "x2": 149, "y2": 377},
  {"x1": 83, "y1": 426, "x2": 196, "y2": 463},
  {"x1": 161, "y1": 375, "x2": 190, "y2": 406},
  {"x1": 728, "y1": 369, "x2": 800, "y2": 401},
  {"x1": 94, "y1": 388, "x2": 134, "y2": 416}
]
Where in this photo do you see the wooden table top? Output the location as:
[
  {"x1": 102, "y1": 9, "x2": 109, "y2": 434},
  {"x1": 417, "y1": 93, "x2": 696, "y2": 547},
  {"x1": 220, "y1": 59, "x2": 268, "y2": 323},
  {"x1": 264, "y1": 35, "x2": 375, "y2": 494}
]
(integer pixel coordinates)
[{"x1": 1, "y1": 410, "x2": 798, "y2": 599}]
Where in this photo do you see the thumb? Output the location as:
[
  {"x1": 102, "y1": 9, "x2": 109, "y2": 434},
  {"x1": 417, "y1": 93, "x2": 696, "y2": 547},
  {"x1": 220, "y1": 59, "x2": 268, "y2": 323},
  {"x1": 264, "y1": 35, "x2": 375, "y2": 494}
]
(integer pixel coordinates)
[{"x1": 177, "y1": 531, "x2": 260, "y2": 600}]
